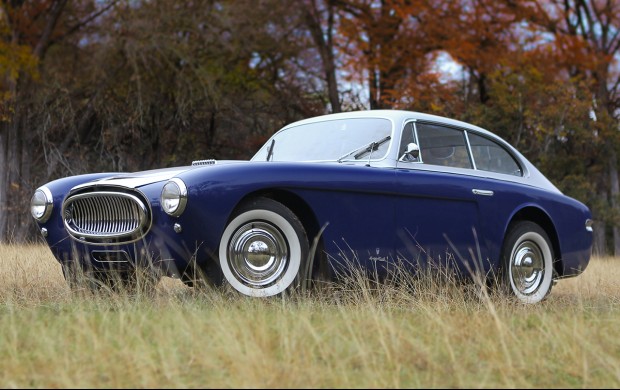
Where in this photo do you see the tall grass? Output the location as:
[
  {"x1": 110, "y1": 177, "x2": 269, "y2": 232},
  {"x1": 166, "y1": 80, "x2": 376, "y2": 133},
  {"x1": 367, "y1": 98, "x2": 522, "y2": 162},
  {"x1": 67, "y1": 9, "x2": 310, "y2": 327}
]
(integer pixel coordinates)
[{"x1": 0, "y1": 244, "x2": 619, "y2": 388}]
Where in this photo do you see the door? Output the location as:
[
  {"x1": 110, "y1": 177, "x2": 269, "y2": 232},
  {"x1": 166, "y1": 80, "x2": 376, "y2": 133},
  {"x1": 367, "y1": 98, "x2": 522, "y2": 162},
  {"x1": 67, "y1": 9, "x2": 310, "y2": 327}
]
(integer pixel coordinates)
[{"x1": 394, "y1": 121, "x2": 490, "y2": 277}]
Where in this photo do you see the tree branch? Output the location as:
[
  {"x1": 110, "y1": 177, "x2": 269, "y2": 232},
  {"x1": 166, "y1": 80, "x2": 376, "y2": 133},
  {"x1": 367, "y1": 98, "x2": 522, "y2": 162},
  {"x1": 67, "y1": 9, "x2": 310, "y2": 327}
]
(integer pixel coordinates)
[
  {"x1": 576, "y1": 0, "x2": 596, "y2": 46},
  {"x1": 33, "y1": 0, "x2": 68, "y2": 59},
  {"x1": 49, "y1": 0, "x2": 120, "y2": 48}
]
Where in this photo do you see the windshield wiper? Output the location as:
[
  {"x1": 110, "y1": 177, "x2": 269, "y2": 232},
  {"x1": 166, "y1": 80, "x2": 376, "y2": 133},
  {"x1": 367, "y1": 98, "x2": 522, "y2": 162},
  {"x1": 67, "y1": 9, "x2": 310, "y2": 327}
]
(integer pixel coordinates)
[{"x1": 337, "y1": 135, "x2": 391, "y2": 163}]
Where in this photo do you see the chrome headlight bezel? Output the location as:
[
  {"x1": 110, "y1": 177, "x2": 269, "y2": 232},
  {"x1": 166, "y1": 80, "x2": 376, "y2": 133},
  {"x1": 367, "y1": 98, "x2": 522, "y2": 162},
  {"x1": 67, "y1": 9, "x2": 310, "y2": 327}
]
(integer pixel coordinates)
[
  {"x1": 30, "y1": 186, "x2": 53, "y2": 223},
  {"x1": 161, "y1": 178, "x2": 188, "y2": 217}
]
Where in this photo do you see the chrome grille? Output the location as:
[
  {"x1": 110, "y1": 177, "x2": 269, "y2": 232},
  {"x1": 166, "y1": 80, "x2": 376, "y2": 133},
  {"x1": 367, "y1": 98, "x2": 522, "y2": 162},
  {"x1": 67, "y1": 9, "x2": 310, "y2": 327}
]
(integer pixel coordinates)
[{"x1": 63, "y1": 191, "x2": 150, "y2": 243}]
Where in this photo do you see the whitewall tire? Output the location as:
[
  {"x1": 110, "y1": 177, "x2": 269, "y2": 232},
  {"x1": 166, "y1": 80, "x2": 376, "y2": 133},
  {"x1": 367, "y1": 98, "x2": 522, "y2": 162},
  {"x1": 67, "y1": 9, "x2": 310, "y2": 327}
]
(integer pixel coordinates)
[
  {"x1": 219, "y1": 198, "x2": 309, "y2": 297},
  {"x1": 501, "y1": 221, "x2": 554, "y2": 304}
]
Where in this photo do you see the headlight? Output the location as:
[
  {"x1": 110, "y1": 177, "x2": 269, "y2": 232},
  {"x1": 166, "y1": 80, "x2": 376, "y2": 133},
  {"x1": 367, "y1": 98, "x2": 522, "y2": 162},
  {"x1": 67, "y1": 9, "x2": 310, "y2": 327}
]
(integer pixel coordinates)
[
  {"x1": 161, "y1": 178, "x2": 187, "y2": 217},
  {"x1": 30, "y1": 187, "x2": 53, "y2": 222}
]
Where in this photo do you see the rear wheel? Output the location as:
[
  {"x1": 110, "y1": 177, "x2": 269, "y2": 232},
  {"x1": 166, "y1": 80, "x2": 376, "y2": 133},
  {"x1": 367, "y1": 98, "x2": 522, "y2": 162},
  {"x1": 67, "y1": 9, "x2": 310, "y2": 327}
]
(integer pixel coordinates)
[
  {"x1": 500, "y1": 221, "x2": 554, "y2": 304},
  {"x1": 218, "y1": 197, "x2": 309, "y2": 297}
]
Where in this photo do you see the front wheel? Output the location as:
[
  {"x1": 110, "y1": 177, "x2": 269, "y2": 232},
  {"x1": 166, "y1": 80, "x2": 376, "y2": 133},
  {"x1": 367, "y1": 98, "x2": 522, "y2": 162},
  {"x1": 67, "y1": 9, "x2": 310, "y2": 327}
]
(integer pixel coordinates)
[
  {"x1": 219, "y1": 197, "x2": 309, "y2": 297},
  {"x1": 500, "y1": 221, "x2": 554, "y2": 304}
]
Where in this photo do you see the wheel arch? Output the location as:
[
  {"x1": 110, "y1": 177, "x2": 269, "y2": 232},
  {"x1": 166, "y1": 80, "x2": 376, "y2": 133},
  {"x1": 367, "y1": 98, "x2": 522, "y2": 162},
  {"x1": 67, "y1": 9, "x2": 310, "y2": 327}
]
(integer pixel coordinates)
[
  {"x1": 231, "y1": 189, "x2": 329, "y2": 280},
  {"x1": 506, "y1": 206, "x2": 562, "y2": 277}
]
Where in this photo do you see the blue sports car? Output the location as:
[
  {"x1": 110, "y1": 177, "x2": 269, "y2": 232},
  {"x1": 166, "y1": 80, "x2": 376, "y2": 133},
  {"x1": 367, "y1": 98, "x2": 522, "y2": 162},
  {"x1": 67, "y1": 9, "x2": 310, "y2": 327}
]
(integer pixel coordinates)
[{"x1": 30, "y1": 110, "x2": 593, "y2": 303}]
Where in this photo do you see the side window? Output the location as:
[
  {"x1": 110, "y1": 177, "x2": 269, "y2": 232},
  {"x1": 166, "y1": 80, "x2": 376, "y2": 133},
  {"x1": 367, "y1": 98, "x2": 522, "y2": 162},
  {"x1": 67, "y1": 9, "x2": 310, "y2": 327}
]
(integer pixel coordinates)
[
  {"x1": 468, "y1": 133, "x2": 522, "y2": 176},
  {"x1": 398, "y1": 122, "x2": 418, "y2": 162},
  {"x1": 417, "y1": 123, "x2": 472, "y2": 169}
]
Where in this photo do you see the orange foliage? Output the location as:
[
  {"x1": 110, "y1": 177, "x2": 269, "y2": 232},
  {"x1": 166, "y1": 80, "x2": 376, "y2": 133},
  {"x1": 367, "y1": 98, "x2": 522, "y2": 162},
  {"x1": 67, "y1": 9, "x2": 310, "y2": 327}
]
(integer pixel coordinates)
[{"x1": 334, "y1": 0, "x2": 444, "y2": 108}]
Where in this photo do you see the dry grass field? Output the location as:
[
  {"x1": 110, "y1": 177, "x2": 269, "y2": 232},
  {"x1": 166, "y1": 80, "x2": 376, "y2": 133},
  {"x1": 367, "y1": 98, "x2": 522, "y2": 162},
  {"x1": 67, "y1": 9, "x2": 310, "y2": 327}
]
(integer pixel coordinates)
[{"x1": 0, "y1": 244, "x2": 619, "y2": 388}]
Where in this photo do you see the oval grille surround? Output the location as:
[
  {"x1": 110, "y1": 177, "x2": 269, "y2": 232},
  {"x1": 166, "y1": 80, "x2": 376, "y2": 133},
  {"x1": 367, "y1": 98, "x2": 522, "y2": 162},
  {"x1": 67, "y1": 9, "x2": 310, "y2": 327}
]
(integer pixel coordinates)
[{"x1": 63, "y1": 191, "x2": 150, "y2": 243}]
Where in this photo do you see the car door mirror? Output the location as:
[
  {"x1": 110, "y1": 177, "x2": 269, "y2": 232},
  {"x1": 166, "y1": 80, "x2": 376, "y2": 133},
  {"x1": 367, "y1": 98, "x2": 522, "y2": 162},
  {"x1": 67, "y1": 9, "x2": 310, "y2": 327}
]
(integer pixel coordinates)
[{"x1": 399, "y1": 142, "x2": 420, "y2": 162}]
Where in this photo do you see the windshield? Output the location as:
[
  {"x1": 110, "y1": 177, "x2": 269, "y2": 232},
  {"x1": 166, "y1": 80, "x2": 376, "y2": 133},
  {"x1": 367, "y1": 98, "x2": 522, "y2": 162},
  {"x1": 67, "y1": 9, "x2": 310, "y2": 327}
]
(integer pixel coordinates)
[{"x1": 251, "y1": 118, "x2": 393, "y2": 162}]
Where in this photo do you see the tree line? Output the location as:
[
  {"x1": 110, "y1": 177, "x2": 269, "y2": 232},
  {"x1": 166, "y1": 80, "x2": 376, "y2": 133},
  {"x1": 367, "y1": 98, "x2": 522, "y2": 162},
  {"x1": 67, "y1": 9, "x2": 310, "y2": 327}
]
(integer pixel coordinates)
[{"x1": 1, "y1": 0, "x2": 619, "y2": 255}]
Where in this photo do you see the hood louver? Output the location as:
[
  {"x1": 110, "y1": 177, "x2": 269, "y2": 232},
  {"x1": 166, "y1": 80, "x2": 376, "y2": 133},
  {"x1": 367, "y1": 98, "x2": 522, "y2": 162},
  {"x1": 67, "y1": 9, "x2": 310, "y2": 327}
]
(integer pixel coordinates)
[{"x1": 191, "y1": 159, "x2": 217, "y2": 166}]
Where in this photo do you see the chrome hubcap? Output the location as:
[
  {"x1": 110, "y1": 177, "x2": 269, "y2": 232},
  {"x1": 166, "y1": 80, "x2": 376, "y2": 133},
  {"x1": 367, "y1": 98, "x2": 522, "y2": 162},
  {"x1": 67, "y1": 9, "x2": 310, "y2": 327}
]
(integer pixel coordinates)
[
  {"x1": 511, "y1": 240, "x2": 544, "y2": 295},
  {"x1": 227, "y1": 222, "x2": 288, "y2": 287}
]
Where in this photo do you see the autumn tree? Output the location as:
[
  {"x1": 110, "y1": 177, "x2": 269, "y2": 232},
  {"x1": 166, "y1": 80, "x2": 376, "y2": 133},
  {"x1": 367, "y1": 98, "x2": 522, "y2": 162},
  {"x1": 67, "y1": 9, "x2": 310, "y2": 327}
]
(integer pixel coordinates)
[
  {"x1": 0, "y1": 0, "x2": 615, "y2": 250},
  {"x1": 54, "y1": 0, "x2": 323, "y2": 169},
  {"x1": 0, "y1": 0, "x2": 327, "y2": 242},
  {"x1": 516, "y1": 0, "x2": 620, "y2": 255},
  {"x1": 0, "y1": 0, "x2": 117, "y2": 241},
  {"x1": 302, "y1": 0, "x2": 342, "y2": 112},
  {"x1": 331, "y1": 0, "x2": 441, "y2": 109}
]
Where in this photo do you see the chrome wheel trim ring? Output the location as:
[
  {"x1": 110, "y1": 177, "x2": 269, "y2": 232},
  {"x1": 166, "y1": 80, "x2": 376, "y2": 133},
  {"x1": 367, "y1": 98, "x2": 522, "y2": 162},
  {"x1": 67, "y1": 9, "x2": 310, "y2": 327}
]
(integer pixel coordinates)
[
  {"x1": 510, "y1": 241, "x2": 543, "y2": 295},
  {"x1": 227, "y1": 221, "x2": 288, "y2": 287},
  {"x1": 219, "y1": 209, "x2": 301, "y2": 297},
  {"x1": 508, "y1": 231, "x2": 553, "y2": 304}
]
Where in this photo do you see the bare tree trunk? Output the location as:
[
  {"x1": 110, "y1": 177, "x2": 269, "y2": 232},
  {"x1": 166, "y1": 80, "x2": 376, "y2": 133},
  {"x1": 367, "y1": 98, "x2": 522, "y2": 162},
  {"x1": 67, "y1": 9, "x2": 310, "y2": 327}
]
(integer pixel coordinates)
[
  {"x1": 0, "y1": 126, "x2": 7, "y2": 242},
  {"x1": 609, "y1": 150, "x2": 620, "y2": 256},
  {"x1": 6, "y1": 103, "x2": 24, "y2": 241},
  {"x1": 593, "y1": 191, "x2": 608, "y2": 256},
  {"x1": 18, "y1": 113, "x2": 35, "y2": 240},
  {"x1": 593, "y1": 224, "x2": 607, "y2": 256},
  {"x1": 303, "y1": 0, "x2": 341, "y2": 113},
  {"x1": 369, "y1": 67, "x2": 380, "y2": 110},
  {"x1": 0, "y1": 0, "x2": 70, "y2": 242}
]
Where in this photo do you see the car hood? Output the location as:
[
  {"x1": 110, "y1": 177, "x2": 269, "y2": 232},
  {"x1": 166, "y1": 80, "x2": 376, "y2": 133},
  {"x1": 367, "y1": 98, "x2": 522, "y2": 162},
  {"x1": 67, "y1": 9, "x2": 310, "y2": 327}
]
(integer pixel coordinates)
[{"x1": 72, "y1": 161, "x2": 247, "y2": 190}]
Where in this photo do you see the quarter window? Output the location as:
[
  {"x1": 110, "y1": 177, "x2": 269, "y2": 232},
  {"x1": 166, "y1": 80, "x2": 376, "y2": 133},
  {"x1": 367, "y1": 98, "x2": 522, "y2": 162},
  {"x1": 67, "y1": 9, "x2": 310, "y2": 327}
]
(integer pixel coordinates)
[
  {"x1": 468, "y1": 133, "x2": 522, "y2": 176},
  {"x1": 398, "y1": 122, "x2": 419, "y2": 162},
  {"x1": 417, "y1": 124, "x2": 472, "y2": 169}
]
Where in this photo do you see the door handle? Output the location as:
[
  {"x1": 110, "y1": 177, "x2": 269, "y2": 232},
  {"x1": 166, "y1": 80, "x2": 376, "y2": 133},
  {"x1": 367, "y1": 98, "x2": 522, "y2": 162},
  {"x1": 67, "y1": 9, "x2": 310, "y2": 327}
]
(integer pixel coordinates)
[{"x1": 472, "y1": 189, "x2": 494, "y2": 196}]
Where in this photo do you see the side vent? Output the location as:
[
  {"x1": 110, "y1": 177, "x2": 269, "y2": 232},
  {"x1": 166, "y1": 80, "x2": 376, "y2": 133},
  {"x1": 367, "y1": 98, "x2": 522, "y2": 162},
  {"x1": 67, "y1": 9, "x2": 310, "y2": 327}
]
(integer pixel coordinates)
[{"x1": 192, "y1": 159, "x2": 217, "y2": 166}]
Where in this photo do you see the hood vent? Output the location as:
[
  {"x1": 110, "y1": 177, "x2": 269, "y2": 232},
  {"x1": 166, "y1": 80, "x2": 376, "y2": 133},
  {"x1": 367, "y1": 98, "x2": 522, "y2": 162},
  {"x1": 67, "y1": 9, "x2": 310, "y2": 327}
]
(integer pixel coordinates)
[{"x1": 192, "y1": 159, "x2": 217, "y2": 166}]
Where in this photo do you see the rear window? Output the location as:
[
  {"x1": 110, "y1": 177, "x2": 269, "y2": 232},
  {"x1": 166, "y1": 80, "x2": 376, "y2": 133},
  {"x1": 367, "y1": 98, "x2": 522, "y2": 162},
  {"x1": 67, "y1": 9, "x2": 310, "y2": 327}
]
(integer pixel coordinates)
[{"x1": 468, "y1": 133, "x2": 522, "y2": 176}]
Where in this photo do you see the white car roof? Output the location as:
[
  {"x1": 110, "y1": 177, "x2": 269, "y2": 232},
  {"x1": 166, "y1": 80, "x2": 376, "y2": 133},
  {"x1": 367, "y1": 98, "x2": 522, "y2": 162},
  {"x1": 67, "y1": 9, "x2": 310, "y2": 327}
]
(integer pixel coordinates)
[{"x1": 279, "y1": 110, "x2": 561, "y2": 194}]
